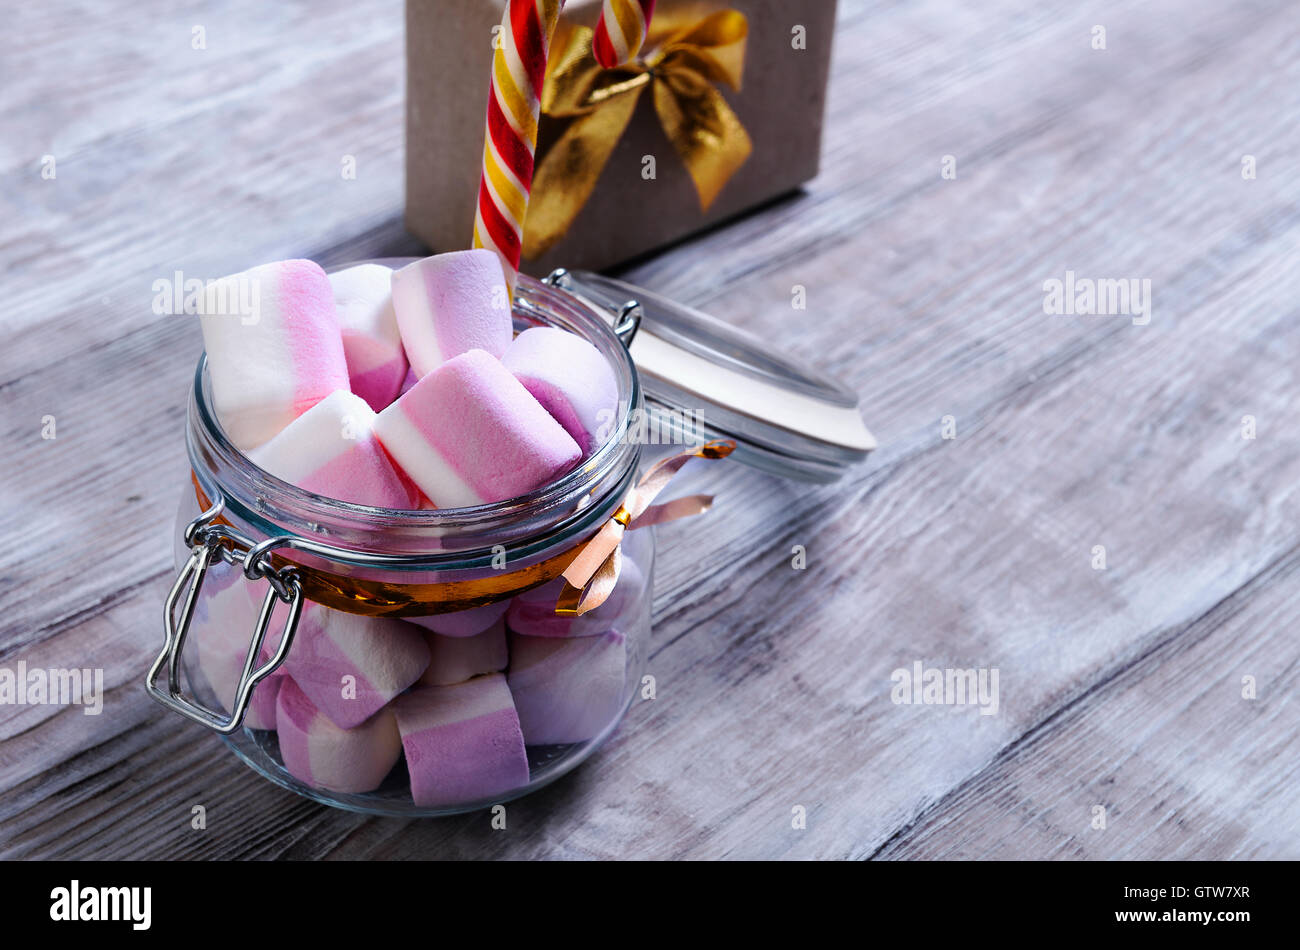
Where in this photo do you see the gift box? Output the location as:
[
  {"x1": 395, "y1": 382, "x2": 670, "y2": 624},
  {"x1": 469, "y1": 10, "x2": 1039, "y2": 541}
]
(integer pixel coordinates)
[{"x1": 405, "y1": 0, "x2": 838, "y2": 275}]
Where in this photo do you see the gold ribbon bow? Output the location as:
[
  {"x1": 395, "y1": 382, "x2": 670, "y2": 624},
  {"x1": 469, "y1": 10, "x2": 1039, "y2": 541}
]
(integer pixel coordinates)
[
  {"x1": 523, "y1": 9, "x2": 753, "y2": 259},
  {"x1": 556, "y1": 439, "x2": 736, "y2": 615}
]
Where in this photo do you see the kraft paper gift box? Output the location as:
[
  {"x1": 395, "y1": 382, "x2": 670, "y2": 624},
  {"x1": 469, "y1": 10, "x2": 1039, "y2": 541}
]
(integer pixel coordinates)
[{"x1": 405, "y1": 0, "x2": 838, "y2": 275}]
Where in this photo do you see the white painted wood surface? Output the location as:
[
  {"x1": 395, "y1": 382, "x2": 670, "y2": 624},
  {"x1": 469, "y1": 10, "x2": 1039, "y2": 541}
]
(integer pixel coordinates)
[{"x1": 1, "y1": 0, "x2": 1297, "y2": 858}]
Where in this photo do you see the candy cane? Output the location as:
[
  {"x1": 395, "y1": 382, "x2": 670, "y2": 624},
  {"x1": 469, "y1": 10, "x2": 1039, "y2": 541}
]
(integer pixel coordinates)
[
  {"x1": 593, "y1": 0, "x2": 656, "y2": 68},
  {"x1": 472, "y1": 0, "x2": 655, "y2": 289},
  {"x1": 473, "y1": 0, "x2": 565, "y2": 290}
]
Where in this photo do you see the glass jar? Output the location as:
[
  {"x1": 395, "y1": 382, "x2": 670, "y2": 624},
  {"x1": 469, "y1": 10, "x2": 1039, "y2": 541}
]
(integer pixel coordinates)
[
  {"x1": 153, "y1": 272, "x2": 653, "y2": 817},
  {"x1": 148, "y1": 263, "x2": 875, "y2": 817}
]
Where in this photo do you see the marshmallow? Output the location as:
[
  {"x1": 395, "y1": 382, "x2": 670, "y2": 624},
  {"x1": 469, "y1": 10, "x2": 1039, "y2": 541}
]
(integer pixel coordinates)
[
  {"x1": 279, "y1": 606, "x2": 430, "y2": 729},
  {"x1": 191, "y1": 570, "x2": 284, "y2": 730},
  {"x1": 503, "y1": 327, "x2": 619, "y2": 454},
  {"x1": 249, "y1": 389, "x2": 420, "y2": 509},
  {"x1": 373, "y1": 349, "x2": 581, "y2": 508},
  {"x1": 276, "y1": 679, "x2": 402, "y2": 794},
  {"x1": 506, "y1": 557, "x2": 645, "y2": 638},
  {"x1": 393, "y1": 674, "x2": 529, "y2": 808},
  {"x1": 420, "y1": 619, "x2": 509, "y2": 686},
  {"x1": 328, "y1": 264, "x2": 408, "y2": 412},
  {"x1": 508, "y1": 631, "x2": 627, "y2": 745},
  {"x1": 197, "y1": 259, "x2": 350, "y2": 450},
  {"x1": 391, "y1": 250, "x2": 513, "y2": 377},
  {"x1": 409, "y1": 599, "x2": 510, "y2": 638}
]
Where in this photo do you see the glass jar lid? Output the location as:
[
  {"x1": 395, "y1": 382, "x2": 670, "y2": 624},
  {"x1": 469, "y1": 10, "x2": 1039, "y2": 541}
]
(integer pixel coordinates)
[{"x1": 544, "y1": 269, "x2": 876, "y2": 483}]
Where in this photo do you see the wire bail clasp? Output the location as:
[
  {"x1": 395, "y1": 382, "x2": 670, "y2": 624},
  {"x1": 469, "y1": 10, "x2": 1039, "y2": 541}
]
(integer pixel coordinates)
[
  {"x1": 145, "y1": 496, "x2": 303, "y2": 734},
  {"x1": 544, "y1": 267, "x2": 642, "y2": 347}
]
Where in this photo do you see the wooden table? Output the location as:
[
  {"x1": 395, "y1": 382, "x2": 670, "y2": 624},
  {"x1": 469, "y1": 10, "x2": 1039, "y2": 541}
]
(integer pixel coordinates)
[{"x1": 3, "y1": 0, "x2": 1298, "y2": 859}]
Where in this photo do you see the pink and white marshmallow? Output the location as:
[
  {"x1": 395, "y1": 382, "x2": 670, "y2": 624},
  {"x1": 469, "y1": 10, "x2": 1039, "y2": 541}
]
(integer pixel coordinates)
[
  {"x1": 246, "y1": 389, "x2": 419, "y2": 508},
  {"x1": 393, "y1": 674, "x2": 530, "y2": 808},
  {"x1": 503, "y1": 327, "x2": 619, "y2": 454},
  {"x1": 327, "y1": 264, "x2": 409, "y2": 412},
  {"x1": 197, "y1": 259, "x2": 349, "y2": 450},
  {"x1": 373, "y1": 349, "x2": 581, "y2": 508},
  {"x1": 420, "y1": 619, "x2": 509, "y2": 687},
  {"x1": 508, "y1": 630, "x2": 627, "y2": 745},
  {"x1": 248, "y1": 389, "x2": 420, "y2": 509},
  {"x1": 277, "y1": 606, "x2": 430, "y2": 729},
  {"x1": 276, "y1": 679, "x2": 402, "y2": 794},
  {"x1": 391, "y1": 250, "x2": 513, "y2": 378},
  {"x1": 408, "y1": 599, "x2": 510, "y2": 638}
]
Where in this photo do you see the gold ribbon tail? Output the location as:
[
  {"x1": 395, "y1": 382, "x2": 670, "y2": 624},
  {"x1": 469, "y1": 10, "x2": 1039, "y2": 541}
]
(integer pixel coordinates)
[
  {"x1": 556, "y1": 439, "x2": 736, "y2": 615},
  {"x1": 629, "y1": 493, "x2": 713, "y2": 529}
]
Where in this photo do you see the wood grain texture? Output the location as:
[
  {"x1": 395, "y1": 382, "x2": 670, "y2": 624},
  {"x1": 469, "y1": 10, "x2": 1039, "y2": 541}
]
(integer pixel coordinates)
[{"x1": 1, "y1": 0, "x2": 1298, "y2": 859}]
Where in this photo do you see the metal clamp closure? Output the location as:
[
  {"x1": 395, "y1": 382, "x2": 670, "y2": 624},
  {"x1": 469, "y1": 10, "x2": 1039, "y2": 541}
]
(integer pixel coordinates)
[{"x1": 146, "y1": 497, "x2": 303, "y2": 733}]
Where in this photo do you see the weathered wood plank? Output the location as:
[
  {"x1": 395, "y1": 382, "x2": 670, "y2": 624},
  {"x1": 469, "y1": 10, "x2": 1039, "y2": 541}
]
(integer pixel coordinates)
[
  {"x1": 873, "y1": 546, "x2": 1300, "y2": 859},
  {"x1": 1, "y1": 0, "x2": 409, "y2": 363}
]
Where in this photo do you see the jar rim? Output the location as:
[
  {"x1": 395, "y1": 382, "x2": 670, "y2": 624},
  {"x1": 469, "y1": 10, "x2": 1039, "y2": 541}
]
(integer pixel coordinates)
[{"x1": 186, "y1": 272, "x2": 643, "y2": 556}]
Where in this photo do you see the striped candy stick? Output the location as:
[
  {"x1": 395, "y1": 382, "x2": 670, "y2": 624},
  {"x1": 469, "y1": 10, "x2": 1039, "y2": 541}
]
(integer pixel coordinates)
[
  {"x1": 472, "y1": 0, "x2": 565, "y2": 292},
  {"x1": 472, "y1": 0, "x2": 657, "y2": 289},
  {"x1": 593, "y1": 0, "x2": 656, "y2": 68}
]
